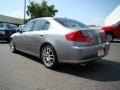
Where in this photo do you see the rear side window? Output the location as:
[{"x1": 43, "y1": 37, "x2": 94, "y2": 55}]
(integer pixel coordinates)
[
  {"x1": 43, "y1": 21, "x2": 50, "y2": 30},
  {"x1": 54, "y1": 18, "x2": 89, "y2": 28}
]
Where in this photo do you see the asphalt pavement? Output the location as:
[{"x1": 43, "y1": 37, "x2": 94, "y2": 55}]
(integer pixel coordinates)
[{"x1": 0, "y1": 40, "x2": 120, "y2": 90}]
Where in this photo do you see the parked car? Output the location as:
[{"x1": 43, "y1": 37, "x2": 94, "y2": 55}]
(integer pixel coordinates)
[
  {"x1": 0, "y1": 23, "x2": 17, "y2": 41},
  {"x1": 17, "y1": 25, "x2": 25, "y2": 31},
  {"x1": 101, "y1": 21, "x2": 120, "y2": 41},
  {"x1": 9, "y1": 17, "x2": 110, "y2": 69}
]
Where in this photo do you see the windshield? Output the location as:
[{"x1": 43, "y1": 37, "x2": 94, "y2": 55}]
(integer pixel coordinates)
[
  {"x1": 54, "y1": 18, "x2": 89, "y2": 29},
  {"x1": 113, "y1": 21, "x2": 120, "y2": 26}
]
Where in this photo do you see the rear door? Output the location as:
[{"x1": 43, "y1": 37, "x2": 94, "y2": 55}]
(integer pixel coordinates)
[{"x1": 26, "y1": 19, "x2": 50, "y2": 56}]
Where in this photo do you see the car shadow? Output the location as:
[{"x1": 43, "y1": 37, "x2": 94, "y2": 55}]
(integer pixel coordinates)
[
  {"x1": 16, "y1": 51, "x2": 42, "y2": 63},
  {"x1": 15, "y1": 52, "x2": 120, "y2": 82},
  {"x1": 54, "y1": 59, "x2": 120, "y2": 82},
  {"x1": 109, "y1": 39, "x2": 120, "y2": 43},
  {"x1": 111, "y1": 40, "x2": 120, "y2": 43}
]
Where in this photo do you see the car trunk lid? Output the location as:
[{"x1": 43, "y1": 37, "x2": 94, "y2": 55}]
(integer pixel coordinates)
[{"x1": 80, "y1": 28, "x2": 106, "y2": 45}]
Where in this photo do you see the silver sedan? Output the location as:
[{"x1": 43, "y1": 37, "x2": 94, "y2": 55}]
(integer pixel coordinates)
[{"x1": 9, "y1": 17, "x2": 110, "y2": 68}]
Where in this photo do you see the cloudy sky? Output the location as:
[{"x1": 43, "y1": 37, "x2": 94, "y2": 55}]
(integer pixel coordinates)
[{"x1": 0, "y1": 0, "x2": 120, "y2": 26}]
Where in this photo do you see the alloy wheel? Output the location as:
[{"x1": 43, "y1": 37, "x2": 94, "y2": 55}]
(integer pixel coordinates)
[
  {"x1": 9, "y1": 39, "x2": 16, "y2": 53},
  {"x1": 106, "y1": 34, "x2": 113, "y2": 42},
  {"x1": 41, "y1": 45, "x2": 57, "y2": 68}
]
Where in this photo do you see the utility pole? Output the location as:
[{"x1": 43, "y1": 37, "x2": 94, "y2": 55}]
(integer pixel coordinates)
[{"x1": 24, "y1": 0, "x2": 26, "y2": 24}]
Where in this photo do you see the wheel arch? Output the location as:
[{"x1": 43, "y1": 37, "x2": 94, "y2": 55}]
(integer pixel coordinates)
[
  {"x1": 39, "y1": 42, "x2": 58, "y2": 59},
  {"x1": 105, "y1": 31, "x2": 115, "y2": 38}
]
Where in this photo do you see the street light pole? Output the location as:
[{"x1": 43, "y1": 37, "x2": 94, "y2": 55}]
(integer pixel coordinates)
[{"x1": 24, "y1": 0, "x2": 26, "y2": 24}]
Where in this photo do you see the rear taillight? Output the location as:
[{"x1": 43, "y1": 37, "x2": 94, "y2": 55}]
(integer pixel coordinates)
[{"x1": 65, "y1": 30, "x2": 92, "y2": 42}]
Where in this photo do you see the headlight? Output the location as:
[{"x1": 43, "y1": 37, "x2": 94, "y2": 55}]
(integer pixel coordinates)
[{"x1": 0, "y1": 31, "x2": 5, "y2": 35}]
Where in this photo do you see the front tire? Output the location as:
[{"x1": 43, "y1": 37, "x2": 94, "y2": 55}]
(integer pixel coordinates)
[
  {"x1": 106, "y1": 33, "x2": 113, "y2": 42},
  {"x1": 41, "y1": 45, "x2": 58, "y2": 69},
  {"x1": 9, "y1": 39, "x2": 17, "y2": 53}
]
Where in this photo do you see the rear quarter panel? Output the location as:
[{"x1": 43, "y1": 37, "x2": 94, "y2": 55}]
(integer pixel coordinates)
[{"x1": 44, "y1": 29, "x2": 73, "y2": 62}]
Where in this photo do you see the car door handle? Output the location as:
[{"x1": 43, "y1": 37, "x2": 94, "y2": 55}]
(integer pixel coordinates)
[{"x1": 40, "y1": 34, "x2": 44, "y2": 37}]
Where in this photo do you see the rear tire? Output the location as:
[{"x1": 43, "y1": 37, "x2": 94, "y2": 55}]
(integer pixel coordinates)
[
  {"x1": 9, "y1": 39, "x2": 17, "y2": 53},
  {"x1": 106, "y1": 33, "x2": 113, "y2": 42},
  {"x1": 40, "y1": 45, "x2": 58, "y2": 69}
]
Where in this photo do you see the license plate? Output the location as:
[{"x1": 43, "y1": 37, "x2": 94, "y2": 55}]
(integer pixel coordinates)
[{"x1": 98, "y1": 49, "x2": 104, "y2": 56}]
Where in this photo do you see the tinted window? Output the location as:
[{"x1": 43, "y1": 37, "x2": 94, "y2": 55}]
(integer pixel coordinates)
[
  {"x1": 54, "y1": 18, "x2": 89, "y2": 28},
  {"x1": 22, "y1": 21, "x2": 35, "y2": 32},
  {"x1": 33, "y1": 19, "x2": 46, "y2": 31}
]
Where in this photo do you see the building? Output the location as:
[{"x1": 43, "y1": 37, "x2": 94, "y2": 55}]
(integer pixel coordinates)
[
  {"x1": 0, "y1": 15, "x2": 24, "y2": 25},
  {"x1": 105, "y1": 5, "x2": 120, "y2": 26}
]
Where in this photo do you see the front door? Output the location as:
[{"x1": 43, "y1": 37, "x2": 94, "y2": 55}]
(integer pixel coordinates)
[{"x1": 19, "y1": 21, "x2": 35, "y2": 52}]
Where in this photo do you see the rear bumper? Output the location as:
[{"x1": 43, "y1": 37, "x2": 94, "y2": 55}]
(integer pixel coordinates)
[{"x1": 59, "y1": 42, "x2": 110, "y2": 63}]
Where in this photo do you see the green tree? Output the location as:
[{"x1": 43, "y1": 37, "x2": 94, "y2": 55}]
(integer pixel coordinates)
[{"x1": 27, "y1": 0, "x2": 58, "y2": 19}]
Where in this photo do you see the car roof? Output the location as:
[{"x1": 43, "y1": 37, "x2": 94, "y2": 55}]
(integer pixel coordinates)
[
  {"x1": 31, "y1": 17, "x2": 53, "y2": 21},
  {"x1": 30, "y1": 17, "x2": 70, "y2": 22}
]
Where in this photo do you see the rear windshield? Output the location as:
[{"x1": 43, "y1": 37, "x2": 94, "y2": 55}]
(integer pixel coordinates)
[{"x1": 54, "y1": 18, "x2": 89, "y2": 28}]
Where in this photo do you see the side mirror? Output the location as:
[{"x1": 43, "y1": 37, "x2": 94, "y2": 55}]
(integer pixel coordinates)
[{"x1": 16, "y1": 29, "x2": 22, "y2": 33}]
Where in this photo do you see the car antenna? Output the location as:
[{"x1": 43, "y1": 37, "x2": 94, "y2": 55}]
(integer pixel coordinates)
[{"x1": 65, "y1": 17, "x2": 67, "y2": 21}]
